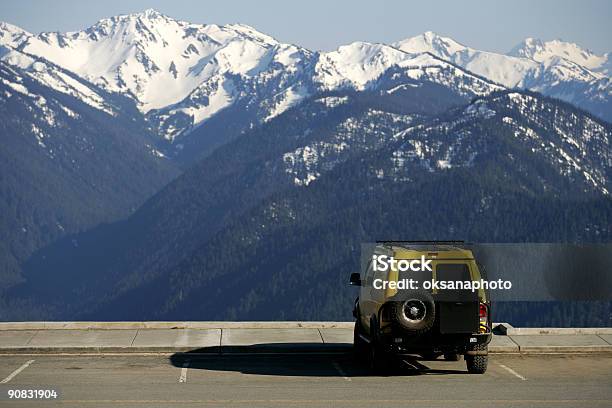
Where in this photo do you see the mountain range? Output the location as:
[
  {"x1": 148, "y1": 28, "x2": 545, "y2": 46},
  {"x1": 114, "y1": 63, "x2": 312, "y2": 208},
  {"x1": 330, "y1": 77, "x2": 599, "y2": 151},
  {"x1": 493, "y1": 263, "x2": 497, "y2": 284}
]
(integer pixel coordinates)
[
  {"x1": 0, "y1": 10, "x2": 610, "y2": 322},
  {"x1": 1, "y1": 10, "x2": 610, "y2": 155}
]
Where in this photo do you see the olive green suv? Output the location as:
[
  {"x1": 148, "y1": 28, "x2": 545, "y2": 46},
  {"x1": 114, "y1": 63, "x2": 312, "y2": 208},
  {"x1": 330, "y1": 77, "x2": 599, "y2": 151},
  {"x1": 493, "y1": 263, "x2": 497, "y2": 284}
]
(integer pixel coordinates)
[{"x1": 349, "y1": 241, "x2": 492, "y2": 373}]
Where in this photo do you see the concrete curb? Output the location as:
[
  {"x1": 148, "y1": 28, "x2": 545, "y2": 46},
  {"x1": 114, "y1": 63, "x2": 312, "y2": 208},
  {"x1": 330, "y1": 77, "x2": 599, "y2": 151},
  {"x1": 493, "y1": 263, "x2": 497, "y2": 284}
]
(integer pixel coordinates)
[
  {"x1": 506, "y1": 328, "x2": 612, "y2": 335},
  {"x1": 1, "y1": 345, "x2": 610, "y2": 355},
  {"x1": 0, "y1": 341, "x2": 350, "y2": 355},
  {"x1": 493, "y1": 323, "x2": 612, "y2": 336},
  {"x1": 1, "y1": 323, "x2": 611, "y2": 355},
  {"x1": 3, "y1": 322, "x2": 609, "y2": 334},
  {"x1": 0, "y1": 346, "x2": 221, "y2": 354},
  {"x1": 516, "y1": 346, "x2": 612, "y2": 353}
]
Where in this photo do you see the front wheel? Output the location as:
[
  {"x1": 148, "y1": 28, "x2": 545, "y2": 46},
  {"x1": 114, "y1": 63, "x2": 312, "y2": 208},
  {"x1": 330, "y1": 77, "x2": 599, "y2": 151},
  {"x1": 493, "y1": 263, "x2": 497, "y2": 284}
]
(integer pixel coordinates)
[
  {"x1": 465, "y1": 344, "x2": 488, "y2": 374},
  {"x1": 367, "y1": 319, "x2": 393, "y2": 373},
  {"x1": 353, "y1": 321, "x2": 368, "y2": 360}
]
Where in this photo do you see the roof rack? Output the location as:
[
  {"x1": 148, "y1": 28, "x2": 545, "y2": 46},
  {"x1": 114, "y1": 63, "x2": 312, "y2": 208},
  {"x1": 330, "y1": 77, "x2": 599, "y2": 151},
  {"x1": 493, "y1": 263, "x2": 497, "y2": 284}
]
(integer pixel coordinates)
[{"x1": 375, "y1": 240, "x2": 471, "y2": 251}]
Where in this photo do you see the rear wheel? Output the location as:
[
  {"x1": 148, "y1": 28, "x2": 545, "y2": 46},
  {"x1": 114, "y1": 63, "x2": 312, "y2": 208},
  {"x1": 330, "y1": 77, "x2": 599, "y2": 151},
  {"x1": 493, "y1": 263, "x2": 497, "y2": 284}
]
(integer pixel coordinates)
[{"x1": 465, "y1": 344, "x2": 488, "y2": 374}]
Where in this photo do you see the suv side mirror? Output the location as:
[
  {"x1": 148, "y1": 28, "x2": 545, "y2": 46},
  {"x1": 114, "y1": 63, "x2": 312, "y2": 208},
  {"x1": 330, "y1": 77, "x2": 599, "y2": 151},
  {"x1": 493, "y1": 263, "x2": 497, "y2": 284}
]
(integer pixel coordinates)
[{"x1": 349, "y1": 272, "x2": 362, "y2": 286}]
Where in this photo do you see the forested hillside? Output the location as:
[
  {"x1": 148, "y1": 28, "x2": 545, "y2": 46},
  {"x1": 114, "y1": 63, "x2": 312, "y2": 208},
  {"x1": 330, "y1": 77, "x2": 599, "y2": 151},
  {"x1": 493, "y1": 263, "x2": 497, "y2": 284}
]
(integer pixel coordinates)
[{"x1": 8, "y1": 89, "x2": 610, "y2": 325}]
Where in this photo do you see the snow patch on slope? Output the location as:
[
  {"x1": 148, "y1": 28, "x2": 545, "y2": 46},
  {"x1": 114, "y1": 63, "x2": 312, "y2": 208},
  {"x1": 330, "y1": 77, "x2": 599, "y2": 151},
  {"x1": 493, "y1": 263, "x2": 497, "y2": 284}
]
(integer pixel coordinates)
[
  {"x1": 265, "y1": 84, "x2": 309, "y2": 121},
  {"x1": 1, "y1": 47, "x2": 116, "y2": 114}
]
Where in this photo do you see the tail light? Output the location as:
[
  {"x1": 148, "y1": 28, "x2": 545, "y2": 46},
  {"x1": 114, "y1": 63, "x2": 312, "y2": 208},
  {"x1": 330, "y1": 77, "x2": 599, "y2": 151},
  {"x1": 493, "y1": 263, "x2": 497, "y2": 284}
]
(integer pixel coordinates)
[
  {"x1": 479, "y1": 302, "x2": 488, "y2": 333},
  {"x1": 479, "y1": 303, "x2": 487, "y2": 318}
]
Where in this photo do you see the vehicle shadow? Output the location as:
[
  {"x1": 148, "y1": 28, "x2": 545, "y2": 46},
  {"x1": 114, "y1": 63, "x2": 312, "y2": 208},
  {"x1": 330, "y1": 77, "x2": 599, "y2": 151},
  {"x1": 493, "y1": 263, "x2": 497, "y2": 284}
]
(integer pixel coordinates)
[{"x1": 168, "y1": 344, "x2": 469, "y2": 377}]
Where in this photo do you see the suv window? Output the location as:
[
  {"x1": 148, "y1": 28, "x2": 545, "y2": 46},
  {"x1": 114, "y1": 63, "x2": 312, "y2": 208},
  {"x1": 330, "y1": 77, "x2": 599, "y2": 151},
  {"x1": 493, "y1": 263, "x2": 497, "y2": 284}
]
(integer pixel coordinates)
[
  {"x1": 370, "y1": 261, "x2": 388, "y2": 302},
  {"x1": 364, "y1": 259, "x2": 375, "y2": 285},
  {"x1": 436, "y1": 263, "x2": 471, "y2": 280},
  {"x1": 436, "y1": 263, "x2": 476, "y2": 301}
]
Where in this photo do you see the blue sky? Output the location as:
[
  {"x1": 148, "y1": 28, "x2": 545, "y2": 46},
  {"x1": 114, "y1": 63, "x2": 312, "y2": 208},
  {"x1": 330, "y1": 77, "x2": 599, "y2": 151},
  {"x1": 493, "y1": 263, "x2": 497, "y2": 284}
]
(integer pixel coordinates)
[{"x1": 1, "y1": 0, "x2": 610, "y2": 53}]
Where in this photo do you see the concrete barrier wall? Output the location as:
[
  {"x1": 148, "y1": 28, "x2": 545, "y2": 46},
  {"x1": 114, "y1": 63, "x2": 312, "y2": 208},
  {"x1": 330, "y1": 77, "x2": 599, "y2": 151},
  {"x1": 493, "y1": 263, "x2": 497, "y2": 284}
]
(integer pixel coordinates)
[{"x1": 0, "y1": 322, "x2": 355, "y2": 330}]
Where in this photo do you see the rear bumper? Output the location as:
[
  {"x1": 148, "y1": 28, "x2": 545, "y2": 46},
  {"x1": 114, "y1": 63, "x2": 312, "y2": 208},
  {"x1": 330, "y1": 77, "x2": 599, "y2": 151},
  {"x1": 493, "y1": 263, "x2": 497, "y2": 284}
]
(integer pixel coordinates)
[{"x1": 380, "y1": 330, "x2": 492, "y2": 354}]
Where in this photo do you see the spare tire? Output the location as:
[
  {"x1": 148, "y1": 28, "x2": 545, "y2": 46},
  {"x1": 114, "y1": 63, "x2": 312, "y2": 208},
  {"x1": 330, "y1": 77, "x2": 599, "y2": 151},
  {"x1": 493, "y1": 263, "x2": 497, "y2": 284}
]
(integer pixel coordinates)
[{"x1": 391, "y1": 290, "x2": 435, "y2": 335}]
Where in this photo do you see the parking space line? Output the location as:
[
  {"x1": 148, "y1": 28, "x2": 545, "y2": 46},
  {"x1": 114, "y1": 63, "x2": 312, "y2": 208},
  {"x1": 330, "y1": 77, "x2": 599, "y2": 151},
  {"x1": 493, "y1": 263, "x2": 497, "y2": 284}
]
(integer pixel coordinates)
[
  {"x1": 498, "y1": 363, "x2": 527, "y2": 381},
  {"x1": 178, "y1": 361, "x2": 189, "y2": 383},
  {"x1": 332, "y1": 361, "x2": 351, "y2": 381},
  {"x1": 1, "y1": 359, "x2": 35, "y2": 384}
]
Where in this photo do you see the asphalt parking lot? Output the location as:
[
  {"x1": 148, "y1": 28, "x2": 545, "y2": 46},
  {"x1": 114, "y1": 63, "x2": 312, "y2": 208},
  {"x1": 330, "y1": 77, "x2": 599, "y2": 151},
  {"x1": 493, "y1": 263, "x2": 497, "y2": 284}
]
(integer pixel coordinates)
[{"x1": 1, "y1": 353, "x2": 610, "y2": 407}]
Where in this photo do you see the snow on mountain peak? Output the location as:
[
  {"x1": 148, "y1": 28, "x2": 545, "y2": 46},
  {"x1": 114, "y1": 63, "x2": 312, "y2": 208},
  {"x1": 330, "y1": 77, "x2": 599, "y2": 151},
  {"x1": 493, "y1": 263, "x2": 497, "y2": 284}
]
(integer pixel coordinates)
[
  {"x1": 314, "y1": 40, "x2": 501, "y2": 98},
  {"x1": 5, "y1": 10, "x2": 290, "y2": 113},
  {"x1": 395, "y1": 32, "x2": 539, "y2": 88},
  {"x1": 140, "y1": 8, "x2": 164, "y2": 18},
  {"x1": 316, "y1": 42, "x2": 409, "y2": 89},
  {"x1": 88, "y1": 8, "x2": 179, "y2": 31},
  {"x1": 509, "y1": 38, "x2": 609, "y2": 74},
  {"x1": 0, "y1": 16, "x2": 609, "y2": 143},
  {"x1": 394, "y1": 31, "x2": 466, "y2": 59},
  {"x1": 0, "y1": 21, "x2": 31, "y2": 48},
  {"x1": 394, "y1": 31, "x2": 612, "y2": 102}
]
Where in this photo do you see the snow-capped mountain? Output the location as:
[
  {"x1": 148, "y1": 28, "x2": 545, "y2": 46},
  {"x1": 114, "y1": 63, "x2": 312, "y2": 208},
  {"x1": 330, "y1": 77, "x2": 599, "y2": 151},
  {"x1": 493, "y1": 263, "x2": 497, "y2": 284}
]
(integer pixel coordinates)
[
  {"x1": 0, "y1": 10, "x2": 609, "y2": 151},
  {"x1": 395, "y1": 31, "x2": 538, "y2": 88},
  {"x1": 396, "y1": 31, "x2": 610, "y2": 86},
  {"x1": 0, "y1": 11, "x2": 502, "y2": 148},
  {"x1": 7, "y1": 10, "x2": 280, "y2": 111},
  {"x1": 395, "y1": 32, "x2": 611, "y2": 123},
  {"x1": 314, "y1": 42, "x2": 500, "y2": 96},
  {"x1": 1, "y1": 9, "x2": 317, "y2": 141},
  {"x1": 510, "y1": 38, "x2": 611, "y2": 76},
  {"x1": 148, "y1": 40, "x2": 316, "y2": 142}
]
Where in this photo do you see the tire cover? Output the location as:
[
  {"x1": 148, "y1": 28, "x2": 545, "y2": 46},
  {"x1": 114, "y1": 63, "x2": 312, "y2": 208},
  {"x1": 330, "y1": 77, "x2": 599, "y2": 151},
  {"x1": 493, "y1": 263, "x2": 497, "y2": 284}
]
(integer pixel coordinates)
[{"x1": 391, "y1": 290, "x2": 435, "y2": 334}]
